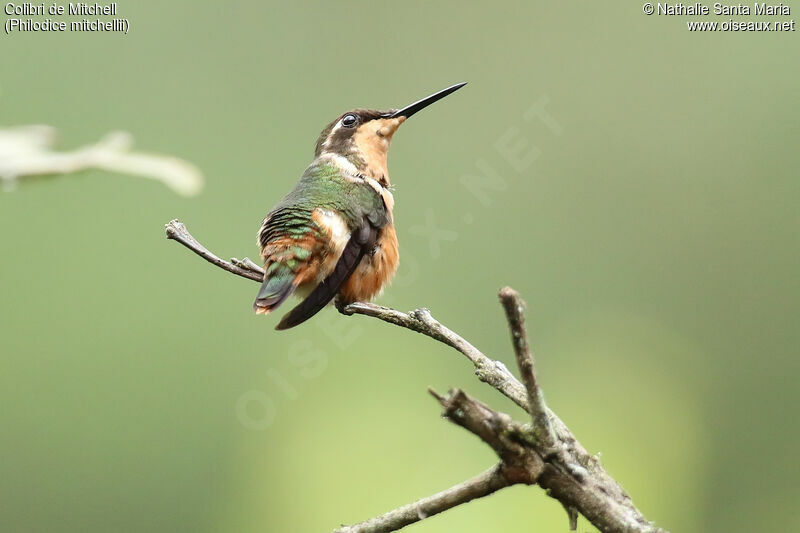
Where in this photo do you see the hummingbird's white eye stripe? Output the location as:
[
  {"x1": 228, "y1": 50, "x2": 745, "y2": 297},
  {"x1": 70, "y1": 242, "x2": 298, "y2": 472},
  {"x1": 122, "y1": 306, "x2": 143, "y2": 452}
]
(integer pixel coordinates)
[{"x1": 320, "y1": 122, "x2": 343, "y2": 152}]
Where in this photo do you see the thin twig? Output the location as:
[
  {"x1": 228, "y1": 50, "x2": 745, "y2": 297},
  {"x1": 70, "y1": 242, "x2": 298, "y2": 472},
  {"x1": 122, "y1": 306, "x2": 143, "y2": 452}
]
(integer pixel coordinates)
[
  {"x1": 498, "y1": 287, "x2": 556, "y2": 448},
  {"x1": 333, "y1": 465, "x2": 511, "y2": 533},
  {"x1": 498, "y1": 288, "x2": 580, "y2": 527},
  {"x1": 165, "y1": 220, "x2": 263, "y2": 282},
  {"x1": 164, "y1": 219, "x2": 667, "y2": 533}
]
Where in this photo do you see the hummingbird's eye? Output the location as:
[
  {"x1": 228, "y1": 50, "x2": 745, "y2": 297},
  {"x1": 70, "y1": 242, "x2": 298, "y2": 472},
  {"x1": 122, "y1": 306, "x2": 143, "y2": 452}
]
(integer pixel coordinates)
[{"x1": 341, "y1": 114, "x2": 358, "y2": 128}]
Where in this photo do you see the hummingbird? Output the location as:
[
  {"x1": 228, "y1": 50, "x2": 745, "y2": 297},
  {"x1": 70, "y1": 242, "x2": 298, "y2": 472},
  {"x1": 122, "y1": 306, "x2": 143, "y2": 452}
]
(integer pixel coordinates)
[{"x1": 254, "y1": 82, "x2": 466, "y2": 329}]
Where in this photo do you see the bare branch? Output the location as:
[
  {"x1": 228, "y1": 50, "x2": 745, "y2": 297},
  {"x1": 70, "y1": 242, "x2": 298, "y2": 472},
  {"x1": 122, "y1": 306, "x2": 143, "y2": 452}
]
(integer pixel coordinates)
[
  {"x1": 333, "y1": 465, "x2": 511, "y2": 533},
  {"x1": 432, "y1": 389, "x2": 664, "y2": 533},
  {"x1": 0, "y1": 126, "x2": 203, "y2": 196},
  {"x1": 164, "y1": 219, "x2": 668, "y2": 533}
]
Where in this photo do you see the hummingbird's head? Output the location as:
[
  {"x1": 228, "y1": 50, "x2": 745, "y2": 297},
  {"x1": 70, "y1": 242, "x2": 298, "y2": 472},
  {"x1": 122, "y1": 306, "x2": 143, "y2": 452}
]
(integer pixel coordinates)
[
  {"x1": 314, "y1": 83, "x2": 466, "y2": 185},
  {"x1": 314, "y1": 110, "x2": 406, "y2": 184}
]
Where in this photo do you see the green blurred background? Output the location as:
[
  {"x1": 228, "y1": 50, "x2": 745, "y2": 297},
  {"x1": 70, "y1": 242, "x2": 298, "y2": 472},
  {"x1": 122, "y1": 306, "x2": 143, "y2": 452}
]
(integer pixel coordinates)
[{"x1": 2, "y1": 2, "x2": 798, "y2": 532}]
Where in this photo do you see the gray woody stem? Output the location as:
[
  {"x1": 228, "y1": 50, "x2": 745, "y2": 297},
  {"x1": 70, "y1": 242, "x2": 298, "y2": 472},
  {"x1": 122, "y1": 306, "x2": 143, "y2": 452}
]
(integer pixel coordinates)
[
  {"x1": 164, "y1": 219, "x2": 667, "y2": 533},
  {"x1": 498, "y1": 287, "x2": 556, "y2": 448},
  {"x1": 333, "y1": 466, "x2": 512, "y2": 533}
]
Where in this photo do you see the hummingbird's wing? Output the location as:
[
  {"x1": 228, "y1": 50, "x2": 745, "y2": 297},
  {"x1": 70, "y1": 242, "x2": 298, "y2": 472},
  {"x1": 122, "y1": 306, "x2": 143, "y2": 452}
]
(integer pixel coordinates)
[
  {"x1": 275, "y1": 223, "x2": 377, "y2": 330},
  {"x1": 253, "y1": 204, "x2": 328, "y2": 316}
]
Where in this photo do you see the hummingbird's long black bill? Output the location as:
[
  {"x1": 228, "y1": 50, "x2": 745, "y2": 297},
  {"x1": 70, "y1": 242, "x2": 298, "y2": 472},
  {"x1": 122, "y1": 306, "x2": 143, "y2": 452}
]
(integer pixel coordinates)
[{"x1": 389, "y1": 82, "x2": 467, "y2": 119}]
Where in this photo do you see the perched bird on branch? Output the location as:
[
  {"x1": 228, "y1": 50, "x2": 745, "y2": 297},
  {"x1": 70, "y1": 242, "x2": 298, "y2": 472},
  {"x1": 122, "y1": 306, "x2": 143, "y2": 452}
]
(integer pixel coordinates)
[{"x1": 254, "y1": 83, "x2": 466, "y2": 329}]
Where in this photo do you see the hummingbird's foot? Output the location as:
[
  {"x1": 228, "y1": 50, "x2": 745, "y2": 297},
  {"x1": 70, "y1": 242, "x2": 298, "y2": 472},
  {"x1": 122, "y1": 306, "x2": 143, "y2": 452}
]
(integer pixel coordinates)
[
  {"x1": 335, "y1": 298, "x2": 373, "y2": 315},
  {"x1": 335, "y1": 297, "x2": 351, "y2": 314}
]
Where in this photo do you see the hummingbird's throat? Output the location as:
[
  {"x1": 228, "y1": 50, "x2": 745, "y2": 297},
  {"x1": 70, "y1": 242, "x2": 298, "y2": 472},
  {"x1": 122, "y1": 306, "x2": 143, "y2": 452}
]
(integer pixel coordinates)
[{"x1": 351, "y1": 117, "x2": 405, "y2": 184}]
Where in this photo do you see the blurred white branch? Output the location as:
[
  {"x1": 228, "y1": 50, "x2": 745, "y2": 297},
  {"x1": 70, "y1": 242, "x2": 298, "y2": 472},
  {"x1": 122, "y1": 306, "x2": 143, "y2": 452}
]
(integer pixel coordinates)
[
  {"x1": 0, "y1": 125, "x2": 203, "y2": 196},
  {"x1": 164, "y1": 219, "x2": 668, "y2": 533}
]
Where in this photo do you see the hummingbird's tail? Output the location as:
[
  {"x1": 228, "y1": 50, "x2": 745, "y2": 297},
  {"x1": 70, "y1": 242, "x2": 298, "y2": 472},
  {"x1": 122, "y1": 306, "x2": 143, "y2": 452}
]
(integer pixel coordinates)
[{"x1": 253, "y1": 268, "x2": 296, "y2": 315}]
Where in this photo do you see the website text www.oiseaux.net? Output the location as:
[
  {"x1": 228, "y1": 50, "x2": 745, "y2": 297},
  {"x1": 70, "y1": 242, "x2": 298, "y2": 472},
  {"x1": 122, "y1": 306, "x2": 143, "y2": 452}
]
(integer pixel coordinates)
[{"x1": 687, "y1": 19, "x2": 795, "y2": 31}]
